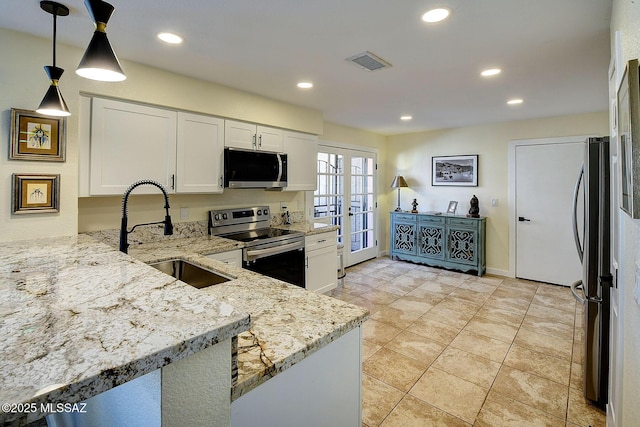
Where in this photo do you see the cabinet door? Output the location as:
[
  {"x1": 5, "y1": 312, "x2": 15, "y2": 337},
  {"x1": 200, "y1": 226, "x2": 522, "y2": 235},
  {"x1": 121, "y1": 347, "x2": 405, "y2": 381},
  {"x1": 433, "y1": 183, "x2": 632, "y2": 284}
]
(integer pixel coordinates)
[
  {"x1": 391, "y1": 219, "x2": 417, "y2": 256},
  {"x1": 207, "y1": 250, "x2": 242, "y2": 268},
  {"x1": 256, "y1": 125, "x2": 283, "y2": 152},
  {"x1": 90, "y1": 98, "x2": 177, "y2": 195},
  {"x1": 446, "y1": 225, "x2": 479, "y2": 266},
  {"x1": 176, "y1": 112, "x2": 224, "y2": 193},
  {"x1": 418, "y1": 223, "x2": 445, "y2": 260},
  {"x1": 306, "y1": 244, "x2": 338, "y2": 293},
  {"x1": 224, "y1": 120, "x2": 256, "y2": 150},
  {"x1": 283, "y1": 131, "x2": 318, "y2": 191}
]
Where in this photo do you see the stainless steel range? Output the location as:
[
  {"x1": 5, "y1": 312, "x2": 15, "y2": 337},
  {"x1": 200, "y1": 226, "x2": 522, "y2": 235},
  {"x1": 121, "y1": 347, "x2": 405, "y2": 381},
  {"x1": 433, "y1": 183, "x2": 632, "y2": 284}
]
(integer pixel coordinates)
[{"x1": 208, "y1": 206, "x2": 306, "y2": 287}]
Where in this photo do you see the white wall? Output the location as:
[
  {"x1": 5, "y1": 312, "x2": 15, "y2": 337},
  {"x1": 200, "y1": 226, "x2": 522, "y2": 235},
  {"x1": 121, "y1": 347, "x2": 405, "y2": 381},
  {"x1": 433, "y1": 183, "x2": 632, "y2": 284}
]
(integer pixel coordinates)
[
  {"x1": 610, "y1": 1, "x2": 640, "y2": 424},
  {"x1": 387, "y1": 112, "x2": 609, "y2": 275}
]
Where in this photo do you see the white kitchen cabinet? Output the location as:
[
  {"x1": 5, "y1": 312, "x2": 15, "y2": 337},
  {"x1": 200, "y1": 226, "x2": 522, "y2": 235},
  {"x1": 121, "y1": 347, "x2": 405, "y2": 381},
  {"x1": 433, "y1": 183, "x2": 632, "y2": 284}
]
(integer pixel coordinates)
[
  {"x1": 89, "y1": 98, "x2": 177, "y2": 195},
  {"x1": 224, "y1": 119, "x2": 283, "y2": 152},
  {"x1": 305, "y1": 231, "x2": 338, "y2": 293},
  {"x1": 176, "y1": 112, "x2": 224, "y2": 193},
  {"x1": 231, "y1": 327, "x2": 361, "y2": 427},
  {"x1": 85, "y1": 98, "x2": 225, "y2": 196},
  {"x1": 206, "y1": 249, "x2": 242, "y2": 268},
  {"x1": 283, "y1": 130, "x2": 318, "y2": 191}
]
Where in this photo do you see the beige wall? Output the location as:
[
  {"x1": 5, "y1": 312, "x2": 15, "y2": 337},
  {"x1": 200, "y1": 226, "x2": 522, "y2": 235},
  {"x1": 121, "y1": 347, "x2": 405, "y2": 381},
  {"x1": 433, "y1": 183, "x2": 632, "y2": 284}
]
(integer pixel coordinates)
[
  {"x1": 610, "y1": 1, "x2": 640, "y2": 424},
  {"x1": 0, "y1": 28, "x2": 322, "y2": 241},
  {"x1": 387, "y1": 112, "x2": 608, "y2": 274}
]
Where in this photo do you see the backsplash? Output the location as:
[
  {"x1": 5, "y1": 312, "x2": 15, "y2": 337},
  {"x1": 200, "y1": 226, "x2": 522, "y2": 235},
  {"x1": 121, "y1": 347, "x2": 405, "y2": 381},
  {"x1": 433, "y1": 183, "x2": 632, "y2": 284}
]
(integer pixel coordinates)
[{"x1": 85, "y1": 211, "x2": 304, "y2": 248}]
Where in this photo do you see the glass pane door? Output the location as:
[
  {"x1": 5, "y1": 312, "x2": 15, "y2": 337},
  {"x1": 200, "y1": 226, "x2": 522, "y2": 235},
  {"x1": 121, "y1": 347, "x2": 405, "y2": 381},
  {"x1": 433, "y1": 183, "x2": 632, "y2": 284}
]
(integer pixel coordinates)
[
  {"x1": 348, "y1": 155, "x2": 376, "y2": 264},
  {"x1": 314, "y1": 146, "x2": 377, "y2": 267}
]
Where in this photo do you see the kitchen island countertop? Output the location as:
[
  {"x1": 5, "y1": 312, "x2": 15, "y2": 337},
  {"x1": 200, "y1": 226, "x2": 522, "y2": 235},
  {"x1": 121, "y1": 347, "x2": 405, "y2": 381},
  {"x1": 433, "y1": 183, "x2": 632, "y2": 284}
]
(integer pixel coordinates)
[{"x1": 1, "y1": 229, "x2": 366, "y2": 425}]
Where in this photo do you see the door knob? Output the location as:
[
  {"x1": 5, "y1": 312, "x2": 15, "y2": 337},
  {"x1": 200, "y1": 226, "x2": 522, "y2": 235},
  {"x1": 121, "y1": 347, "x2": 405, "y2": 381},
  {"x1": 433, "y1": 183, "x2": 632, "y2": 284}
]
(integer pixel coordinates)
[{"x1": 518, "y1": 216, "x2": 531, "y2": 222}]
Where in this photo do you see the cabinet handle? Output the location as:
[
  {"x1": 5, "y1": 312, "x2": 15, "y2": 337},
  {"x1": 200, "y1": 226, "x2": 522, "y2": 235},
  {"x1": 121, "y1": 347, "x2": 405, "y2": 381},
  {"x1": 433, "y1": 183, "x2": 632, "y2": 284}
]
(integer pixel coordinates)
[
  {"x1": 219, "y1": 175, "x2": 223, "y2": 188},
  {"x1": 305, "y1": 256, "x2": 309, "y2": 268},
  {"x1": 317, "y1": 239, "x2": 327, "y2": 243},
  {"x1": 170, "y1": 174, "x2": 175, "y2": 190},
  {"x1": 258, "y1": 134, "x2": 262, "y2": 148},
  {"x1": 252, "y1": 134, "x2": 257, "y2": 149}
]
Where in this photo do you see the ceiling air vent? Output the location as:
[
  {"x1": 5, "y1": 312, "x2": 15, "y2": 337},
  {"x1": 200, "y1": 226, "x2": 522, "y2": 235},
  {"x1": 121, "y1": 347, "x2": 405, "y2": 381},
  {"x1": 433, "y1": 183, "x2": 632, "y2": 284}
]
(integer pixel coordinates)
[{"x1": 346, "y1": 51, "x2": 392, "y2": 71}]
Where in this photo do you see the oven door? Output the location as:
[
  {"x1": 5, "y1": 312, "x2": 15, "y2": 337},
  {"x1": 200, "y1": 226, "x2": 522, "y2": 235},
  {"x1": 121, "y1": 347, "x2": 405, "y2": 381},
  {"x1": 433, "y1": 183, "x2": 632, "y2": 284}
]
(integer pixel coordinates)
[{"x1": 243, "y1": 246, "x2": 305, "y2": 288}]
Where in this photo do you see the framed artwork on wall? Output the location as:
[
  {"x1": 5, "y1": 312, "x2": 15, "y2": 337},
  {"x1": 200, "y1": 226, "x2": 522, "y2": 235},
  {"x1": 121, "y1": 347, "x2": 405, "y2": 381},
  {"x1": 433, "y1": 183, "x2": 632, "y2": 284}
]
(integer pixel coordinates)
[
  {"x1": 12, "y1": 174, "x2": 60, "y2": 214},
  {"x1": 432, "y1": 155, "x2": 478, "y2": 186},
  {"x1": 617, "y1": 59, "x2": 640, "y2": 218},
  {"x1": 10, "y1": 108, "x2": 66, "y2": 161}
]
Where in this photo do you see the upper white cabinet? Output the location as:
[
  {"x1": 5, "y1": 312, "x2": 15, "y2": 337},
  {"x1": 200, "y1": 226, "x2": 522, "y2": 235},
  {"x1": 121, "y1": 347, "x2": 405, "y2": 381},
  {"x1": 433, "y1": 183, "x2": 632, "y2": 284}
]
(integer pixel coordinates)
[
  {"x1": 176, "y1": 112, "x2": 224, "y2": 194},
  {"x1": 283, "y1": 131, "x2": 318, "y2": 192},
  {"x1": 224, "y1": 119, "x2": 283, "y2": 152},
  {"x1": 85, "y1": 98, "x2": 224, "y2": 196},
  {"x1": 89, "y1": 98, "x2": 177, "y2": 195}
]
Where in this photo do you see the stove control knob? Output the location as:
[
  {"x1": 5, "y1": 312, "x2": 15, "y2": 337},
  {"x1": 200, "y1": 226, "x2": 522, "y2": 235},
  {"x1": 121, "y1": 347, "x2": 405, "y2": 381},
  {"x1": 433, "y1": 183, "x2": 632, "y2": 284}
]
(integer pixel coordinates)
[
  {"x1": 257, "y1": 210, "x2": 262, "y2": 216},
  {"x1": 263, "y1": 209, "x2": 269, "y2": 216},
  {"x1": 222, "y1": 213, "x2": 228, "y2": 220},
  {"x1": 214, "y1": 214, "x2": 220, "y2": 221}
]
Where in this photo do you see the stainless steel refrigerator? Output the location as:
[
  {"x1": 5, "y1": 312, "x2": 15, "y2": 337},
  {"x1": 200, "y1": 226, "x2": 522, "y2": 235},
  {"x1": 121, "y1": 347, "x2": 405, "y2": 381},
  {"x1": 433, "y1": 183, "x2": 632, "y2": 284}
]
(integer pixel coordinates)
[{"x1": 571, "y1": 136, "x2": 612, "y2": 408}]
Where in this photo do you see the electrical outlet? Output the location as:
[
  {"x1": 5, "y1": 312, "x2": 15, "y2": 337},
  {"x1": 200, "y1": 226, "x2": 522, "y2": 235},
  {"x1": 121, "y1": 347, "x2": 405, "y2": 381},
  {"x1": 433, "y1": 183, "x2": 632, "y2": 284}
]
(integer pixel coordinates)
[
  {"x1": 280, "y1": 202, "x2": 288, "y2": 211},
  {"x1": 180, "y1": 207, "x2": 189, "y2": 220},
  {"x1": 491, "y1": 198, "x2": 498, "y2": 207}
]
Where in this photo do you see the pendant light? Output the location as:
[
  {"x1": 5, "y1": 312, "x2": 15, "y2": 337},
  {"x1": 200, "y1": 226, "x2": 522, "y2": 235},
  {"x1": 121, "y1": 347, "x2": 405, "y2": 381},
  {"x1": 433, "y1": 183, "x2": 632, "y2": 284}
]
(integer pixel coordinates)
[
  {"x1": 76, "y1": 0, "x2": 126, "y2": 82},
  {"x1": 36, "y1": 1, "x2": 71, "y2": 117}
]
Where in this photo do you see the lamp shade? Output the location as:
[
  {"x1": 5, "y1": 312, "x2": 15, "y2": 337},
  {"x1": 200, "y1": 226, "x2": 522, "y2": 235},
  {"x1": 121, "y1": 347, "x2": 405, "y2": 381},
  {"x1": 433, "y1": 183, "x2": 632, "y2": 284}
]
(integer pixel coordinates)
[
  {"x1": 76, "y1": 0, "x2": 126, "y2": 82},
  {"x1": 37, "y1": 66, "x2": 71, "y2": 117},
  {"x1": 391, "y1": 175, "x2": 408, "y2": 188}
]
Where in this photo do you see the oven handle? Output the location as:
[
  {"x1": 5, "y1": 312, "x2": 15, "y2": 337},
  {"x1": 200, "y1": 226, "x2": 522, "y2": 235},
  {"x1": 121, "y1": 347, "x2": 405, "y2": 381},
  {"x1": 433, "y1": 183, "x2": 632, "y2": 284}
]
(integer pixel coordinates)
[{"x1": 245, "y1": 241, "x2": 304, "y2": 261}]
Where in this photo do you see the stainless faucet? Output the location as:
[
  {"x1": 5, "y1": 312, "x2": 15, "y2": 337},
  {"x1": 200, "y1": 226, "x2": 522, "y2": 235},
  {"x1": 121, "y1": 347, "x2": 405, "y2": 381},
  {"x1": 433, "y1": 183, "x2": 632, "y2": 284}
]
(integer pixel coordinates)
[{"x1": 119, "y1": 179, "x2": 173, "y2": 253}]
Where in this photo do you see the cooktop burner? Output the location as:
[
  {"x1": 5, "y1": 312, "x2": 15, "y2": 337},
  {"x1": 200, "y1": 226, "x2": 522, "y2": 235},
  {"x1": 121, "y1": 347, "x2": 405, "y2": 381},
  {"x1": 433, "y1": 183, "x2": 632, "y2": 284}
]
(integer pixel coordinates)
[{"x1": 222, "y1": 228, "x2": 300, "y2": 243}]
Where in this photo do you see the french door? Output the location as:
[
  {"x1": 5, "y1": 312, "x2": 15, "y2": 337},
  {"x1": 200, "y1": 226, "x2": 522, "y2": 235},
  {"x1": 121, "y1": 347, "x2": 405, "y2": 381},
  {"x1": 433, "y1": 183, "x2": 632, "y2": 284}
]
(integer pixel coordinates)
[{"x1": 314, "y1": 145, "x2": 377, "y2": 267}]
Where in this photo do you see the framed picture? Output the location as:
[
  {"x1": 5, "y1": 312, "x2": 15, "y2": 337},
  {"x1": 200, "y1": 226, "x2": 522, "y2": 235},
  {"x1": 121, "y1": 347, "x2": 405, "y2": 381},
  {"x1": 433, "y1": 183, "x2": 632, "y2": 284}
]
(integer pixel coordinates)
[
  {"x1": 432, "y1": 155, "x2": 478, "y2": 186},
  {"x1": 10, "y1": 108, "x2": 66, "y2": 161},
  {"x1": 447, "y1": 201, "x2": 458, "y2": 215},
  {"x1": 12, "y1": 174, "x2": 60, "y2": 214},
  {"x1": 617, "y1": 59, "x2": 640, "y2": 218}
]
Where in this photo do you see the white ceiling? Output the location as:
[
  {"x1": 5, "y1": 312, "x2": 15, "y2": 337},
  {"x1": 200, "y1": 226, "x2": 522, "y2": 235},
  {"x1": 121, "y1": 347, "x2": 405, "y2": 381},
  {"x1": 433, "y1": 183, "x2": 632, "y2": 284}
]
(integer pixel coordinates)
[{"x1": 0, "y1": 0, "x2": 612, "y2": 135}]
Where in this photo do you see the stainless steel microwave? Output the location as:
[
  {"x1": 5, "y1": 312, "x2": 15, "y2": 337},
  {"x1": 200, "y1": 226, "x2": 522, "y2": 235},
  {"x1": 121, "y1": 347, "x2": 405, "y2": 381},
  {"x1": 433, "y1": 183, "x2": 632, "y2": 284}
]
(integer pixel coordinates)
[{"x1": 223, "y1": 148, "x2": 288, "y2": 189}]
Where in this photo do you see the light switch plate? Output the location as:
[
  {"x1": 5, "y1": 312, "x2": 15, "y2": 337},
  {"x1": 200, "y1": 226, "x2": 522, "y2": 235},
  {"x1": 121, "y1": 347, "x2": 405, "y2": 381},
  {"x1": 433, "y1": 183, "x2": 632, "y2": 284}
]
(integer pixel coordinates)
[{"x1": 491, "y1": 198, "x2": 498, "y2": 207}]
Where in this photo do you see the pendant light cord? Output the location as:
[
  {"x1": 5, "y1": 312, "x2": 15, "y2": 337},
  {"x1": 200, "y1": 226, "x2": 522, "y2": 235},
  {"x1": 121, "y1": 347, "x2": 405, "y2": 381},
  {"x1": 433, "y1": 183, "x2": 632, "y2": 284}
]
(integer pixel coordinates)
[{"x1": 51, "y1": 4, "x2": 57, "y2": 67}]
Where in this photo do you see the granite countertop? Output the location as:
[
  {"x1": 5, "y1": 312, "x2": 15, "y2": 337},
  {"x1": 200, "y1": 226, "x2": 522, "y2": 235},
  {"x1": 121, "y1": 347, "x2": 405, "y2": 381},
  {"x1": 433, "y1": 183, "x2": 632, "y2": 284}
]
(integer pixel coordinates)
[
  {"x1": 0, "y1": 235, "x2": 251, "y2": 426},
  {"x1": 127, "y1": 228, "x2": 367, "y2": 401},
  {"x1": 1, "y1": 225, "x2": 366, "y2": 425}
]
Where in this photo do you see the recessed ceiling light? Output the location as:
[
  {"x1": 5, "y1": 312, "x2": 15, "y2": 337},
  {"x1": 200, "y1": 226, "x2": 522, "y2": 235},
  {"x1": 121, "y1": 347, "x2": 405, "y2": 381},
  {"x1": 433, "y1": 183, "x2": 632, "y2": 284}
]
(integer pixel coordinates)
[
  {"x1": 507, "y1": 98, "x2": 524, "y2": 105},
  {"x1": 157, "y1": 32, "x2": 183, "y2": 45},
  {"x1": 400, "y1": 115, "x2": 413, "y2": 121},
  {"x1": 297, "y1": 82, "x2": 313, "y2": 89},
  {"x1": 481, "y1": 68, "x2": 501, "y2": 77},
  {"x1": 422, "y1": 8, "x2": 450, "y2": 23}
]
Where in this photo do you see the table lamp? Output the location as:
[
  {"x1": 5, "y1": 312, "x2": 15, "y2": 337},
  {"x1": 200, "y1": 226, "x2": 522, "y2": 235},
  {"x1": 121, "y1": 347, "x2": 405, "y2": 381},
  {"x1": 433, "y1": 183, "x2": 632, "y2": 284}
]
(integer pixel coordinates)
[{"x1": 391, "y1": 175, "x2": 408, "y2": 212}]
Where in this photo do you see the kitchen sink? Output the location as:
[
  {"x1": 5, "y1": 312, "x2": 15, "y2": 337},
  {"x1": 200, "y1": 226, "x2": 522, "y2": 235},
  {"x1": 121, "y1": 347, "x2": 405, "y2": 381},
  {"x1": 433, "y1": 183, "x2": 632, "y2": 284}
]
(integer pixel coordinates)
[{"x1": 148, "y1": 259, "x2": 231, "y2": 289}]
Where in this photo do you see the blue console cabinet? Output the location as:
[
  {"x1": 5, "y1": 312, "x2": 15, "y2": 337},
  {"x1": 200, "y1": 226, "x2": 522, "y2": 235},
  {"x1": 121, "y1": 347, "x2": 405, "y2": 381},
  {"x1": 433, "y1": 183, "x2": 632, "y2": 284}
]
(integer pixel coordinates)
[{"x1": 390, "y1": 212, "x2": 486, "y2": 276}]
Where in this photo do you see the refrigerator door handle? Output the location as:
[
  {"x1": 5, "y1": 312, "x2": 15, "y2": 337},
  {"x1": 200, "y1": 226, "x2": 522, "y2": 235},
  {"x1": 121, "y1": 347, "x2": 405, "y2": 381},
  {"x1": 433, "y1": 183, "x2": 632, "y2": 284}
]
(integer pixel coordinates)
[
  {"x1": 570, "y1": 280, "x2": 586, "y2": 304},
  {"x1": 572, "y1": 164, "x2": 584, "y2": 263},
  {"x1": 571, "y1": 279, "x2": 604, "y2": 304}
]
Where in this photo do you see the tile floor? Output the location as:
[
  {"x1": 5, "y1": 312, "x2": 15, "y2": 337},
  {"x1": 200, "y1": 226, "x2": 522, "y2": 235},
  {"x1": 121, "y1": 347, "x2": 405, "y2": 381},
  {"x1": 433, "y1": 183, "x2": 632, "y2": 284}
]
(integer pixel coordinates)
[{"x1": 329, "y1": 257, "x2": 606, "y2": 427}]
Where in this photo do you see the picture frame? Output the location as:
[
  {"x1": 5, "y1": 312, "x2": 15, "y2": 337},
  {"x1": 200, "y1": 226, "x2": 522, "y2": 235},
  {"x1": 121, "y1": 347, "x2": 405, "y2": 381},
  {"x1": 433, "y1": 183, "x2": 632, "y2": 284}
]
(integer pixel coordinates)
[
  {"x1": 10, "y1": 108, "x2": 66, "y2": 161},
  {"x1": 432, "y1": 155, "x2": 478, "y2": 186},
  {"x1": 447, "y1": 200, "x2": 458, "y2": 215},
  {"x1": 12, "y1": 174, "x2": 60, "y2": 214},
  {"x1": 617, "y1": 59, "x2": 640, "y2": 218}
]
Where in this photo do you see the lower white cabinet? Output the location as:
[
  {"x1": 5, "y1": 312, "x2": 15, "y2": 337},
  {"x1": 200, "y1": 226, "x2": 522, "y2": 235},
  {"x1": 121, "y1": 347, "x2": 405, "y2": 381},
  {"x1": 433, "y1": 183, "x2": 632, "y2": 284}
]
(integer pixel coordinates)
[
  {"x1": 206, "y1": 249, "x2": 242, "y2": 268},
  {"x1": 305, "y1": 231, "x2": 337, "y2": 293},
  {"x1": 231, "y1": 327, "x2": 362, "y2": 427}
]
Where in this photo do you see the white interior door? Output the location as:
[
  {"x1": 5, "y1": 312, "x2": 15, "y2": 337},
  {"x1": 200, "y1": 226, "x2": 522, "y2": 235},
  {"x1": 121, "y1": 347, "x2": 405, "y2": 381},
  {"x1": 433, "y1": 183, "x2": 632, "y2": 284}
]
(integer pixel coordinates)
[
  {"x1": 515, "y1": 140, "x2": 585, "y2": 286},
  {"x1": 314, "y1": 146, "x2": 378, "y2": 267}
]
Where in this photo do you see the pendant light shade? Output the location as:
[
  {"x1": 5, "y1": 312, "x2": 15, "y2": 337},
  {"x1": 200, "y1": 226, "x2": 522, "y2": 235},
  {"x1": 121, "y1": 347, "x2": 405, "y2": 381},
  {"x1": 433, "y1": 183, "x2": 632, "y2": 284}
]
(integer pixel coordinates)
[
  {"x1": 36, "y1": 1, "x2": 71, "y2": 117},
  {"x1": 76, "y1": 0, "x2": 126, "y2": 82},
  {"x1": 37, "y1": 66, "x2": 71, "y2": 116}
]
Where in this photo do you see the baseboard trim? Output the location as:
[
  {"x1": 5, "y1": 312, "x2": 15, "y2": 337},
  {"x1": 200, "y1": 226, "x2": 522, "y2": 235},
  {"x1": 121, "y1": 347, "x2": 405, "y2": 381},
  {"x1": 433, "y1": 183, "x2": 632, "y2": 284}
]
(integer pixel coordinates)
[{"x1": 486, "y1": 268, "x2": 512, "y2": 278}]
